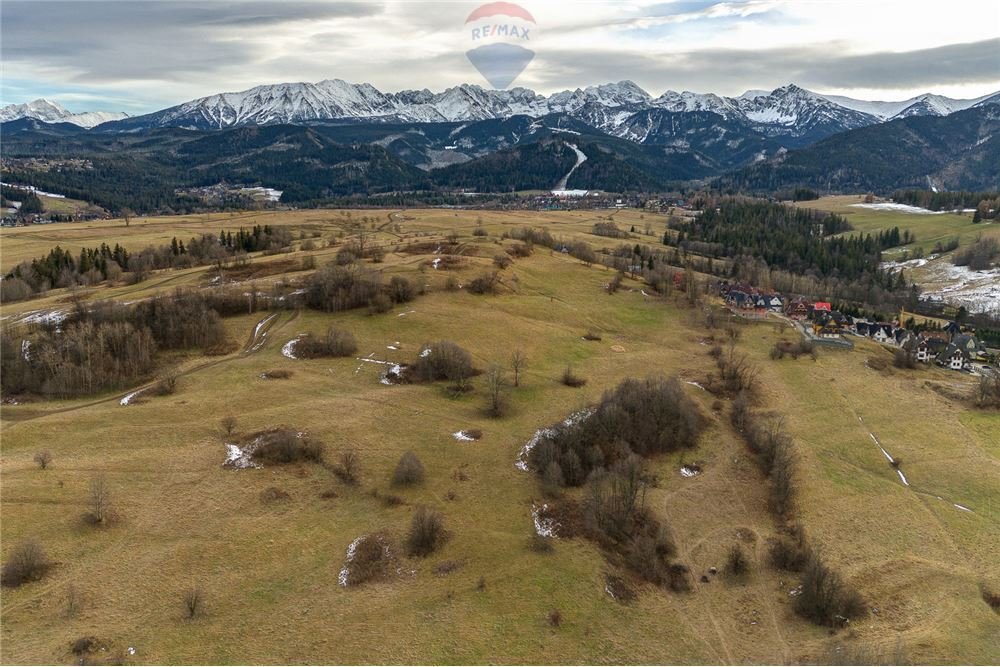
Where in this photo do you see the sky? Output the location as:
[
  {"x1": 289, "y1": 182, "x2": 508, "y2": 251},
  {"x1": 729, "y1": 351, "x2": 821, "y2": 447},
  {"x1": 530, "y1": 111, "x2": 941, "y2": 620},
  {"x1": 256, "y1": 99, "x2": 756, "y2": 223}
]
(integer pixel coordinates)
[{"x1": 1, "y1": 0, "x2": 999, "y2": 114}]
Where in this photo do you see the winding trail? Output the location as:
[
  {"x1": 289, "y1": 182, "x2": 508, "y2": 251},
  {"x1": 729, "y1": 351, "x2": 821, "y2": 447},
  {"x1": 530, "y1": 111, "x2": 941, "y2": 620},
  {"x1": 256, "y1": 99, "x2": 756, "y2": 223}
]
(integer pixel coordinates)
[{"x1": 3, "y1": 311, "x2": 299, "y2": 426}]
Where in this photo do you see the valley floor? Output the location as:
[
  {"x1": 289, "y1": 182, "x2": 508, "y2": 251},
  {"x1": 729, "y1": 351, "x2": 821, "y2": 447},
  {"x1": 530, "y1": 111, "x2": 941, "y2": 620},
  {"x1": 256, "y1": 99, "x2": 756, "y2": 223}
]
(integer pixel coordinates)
[{"x1": 1, "y1": 208, "x2": 997, "y2": 664}]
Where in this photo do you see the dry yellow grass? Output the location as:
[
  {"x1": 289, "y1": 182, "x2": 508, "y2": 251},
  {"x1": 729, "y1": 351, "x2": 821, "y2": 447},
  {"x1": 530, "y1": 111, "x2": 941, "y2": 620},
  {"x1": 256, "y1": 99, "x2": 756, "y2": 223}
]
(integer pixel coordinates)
[{"x1": 1, "y1": 209, "x2": 997, "y2": 664}]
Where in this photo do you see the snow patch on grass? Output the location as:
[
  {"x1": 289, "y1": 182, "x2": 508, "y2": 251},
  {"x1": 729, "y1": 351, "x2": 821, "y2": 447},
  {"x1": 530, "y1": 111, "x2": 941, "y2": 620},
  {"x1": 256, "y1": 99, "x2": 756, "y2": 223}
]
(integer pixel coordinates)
[
  {"x1": 120, "y1": 390, "x2": 143, "y2": 406},
  {"x1": 515, "y1": 408, "x2": 594, "y2": 471},
  {"x1": 531, "y1": 503, "x2": 559, "y2": 538},
  {"x1": 223, "y1": 441, "x2": 261, "y2": 469},
  {"x1": 850, "y1": 202, "x2": 945, "y2": 215}
]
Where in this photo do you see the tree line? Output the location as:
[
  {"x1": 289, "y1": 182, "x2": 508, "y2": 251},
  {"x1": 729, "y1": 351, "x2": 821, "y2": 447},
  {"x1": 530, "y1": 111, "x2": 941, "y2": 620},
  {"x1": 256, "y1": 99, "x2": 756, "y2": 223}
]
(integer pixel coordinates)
[{"x1": 2, "y1": 226, "x2": 293, "y2": 302}]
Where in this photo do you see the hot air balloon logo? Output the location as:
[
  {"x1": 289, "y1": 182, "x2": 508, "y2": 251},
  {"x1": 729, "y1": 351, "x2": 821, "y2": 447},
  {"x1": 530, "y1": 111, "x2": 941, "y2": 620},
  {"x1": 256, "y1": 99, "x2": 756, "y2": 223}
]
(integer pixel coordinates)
[{"x1": 465, "y1": 2, "x2": 536, "y2": 89}]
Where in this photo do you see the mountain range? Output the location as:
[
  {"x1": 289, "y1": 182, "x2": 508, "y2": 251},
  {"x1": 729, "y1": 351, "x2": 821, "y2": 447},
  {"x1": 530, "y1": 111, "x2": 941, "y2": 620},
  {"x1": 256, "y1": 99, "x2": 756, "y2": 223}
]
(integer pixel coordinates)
[
  {"x1": 1, "y1": 80, "x2": 997, "y2": 208},
  {"x1": 0, "y1": 99, "x2": 129, "y2": 129},
  {"x1": 4, "y1": 80, "x2": 996, "y2": 142}
]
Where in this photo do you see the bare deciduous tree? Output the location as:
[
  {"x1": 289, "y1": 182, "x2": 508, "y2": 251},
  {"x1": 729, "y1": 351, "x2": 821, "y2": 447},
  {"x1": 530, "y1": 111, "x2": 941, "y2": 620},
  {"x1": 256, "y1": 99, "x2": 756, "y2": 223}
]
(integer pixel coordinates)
[
  {"x1": 33, "y1": 451, "x2": 52, "y2": 470},
  {"x1": 510, "y1": 349, "x2": 527, "y2": 387},
  {"x1": 87, "y1": 475, "x2": 112, "y2": 525},
  {"x1": 483, "y1": 365, "x2": 510, "y2": 418}
]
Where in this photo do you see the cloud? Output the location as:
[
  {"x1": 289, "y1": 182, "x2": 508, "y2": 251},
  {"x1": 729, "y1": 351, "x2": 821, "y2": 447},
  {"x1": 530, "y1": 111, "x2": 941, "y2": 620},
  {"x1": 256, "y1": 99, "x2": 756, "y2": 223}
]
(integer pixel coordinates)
[
  {"x1": 1, "y1": 1, "x2": 382, "y2": 82},
  {"x1": 1, "y1": 0, "x2": 997, "y2": 112},
  {"x1": 528, "y1": 38, "x2": 1000, "y2": 96}
]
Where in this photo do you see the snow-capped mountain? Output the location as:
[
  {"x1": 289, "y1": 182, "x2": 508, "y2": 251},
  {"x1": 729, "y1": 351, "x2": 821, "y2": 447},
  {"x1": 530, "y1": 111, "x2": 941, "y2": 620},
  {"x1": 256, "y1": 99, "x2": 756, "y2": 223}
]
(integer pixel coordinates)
[
  {"x1": 821, "y1": 91, "x2": 997, "y2": 120},
  {"x1": 0, "y1": 98, "x2": 128, "y2": 128},
  {"x1": 71, "y1": 79, "x2": 1000, "y2": 147}
]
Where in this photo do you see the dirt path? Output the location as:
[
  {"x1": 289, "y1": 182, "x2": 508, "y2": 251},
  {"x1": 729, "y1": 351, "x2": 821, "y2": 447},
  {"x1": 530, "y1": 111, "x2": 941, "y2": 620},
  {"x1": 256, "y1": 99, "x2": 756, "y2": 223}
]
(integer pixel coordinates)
[{"x1": 3, "y1": 311, "x2": 299, "y2": 429}]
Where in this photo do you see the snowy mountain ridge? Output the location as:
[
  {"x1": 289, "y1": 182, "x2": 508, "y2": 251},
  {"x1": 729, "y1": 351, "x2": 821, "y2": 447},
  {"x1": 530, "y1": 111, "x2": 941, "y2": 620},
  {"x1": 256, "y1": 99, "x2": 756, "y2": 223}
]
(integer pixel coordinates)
[{"x1": 0, "y1": 98, "x2": 129, "y2": 128}]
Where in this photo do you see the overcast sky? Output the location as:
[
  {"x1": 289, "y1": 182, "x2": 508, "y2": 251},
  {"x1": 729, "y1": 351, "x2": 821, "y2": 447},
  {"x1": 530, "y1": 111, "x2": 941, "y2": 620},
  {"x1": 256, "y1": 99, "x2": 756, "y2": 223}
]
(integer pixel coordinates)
[{"x1": 2, "y1": 0, "x2": 999, "y2": 113}]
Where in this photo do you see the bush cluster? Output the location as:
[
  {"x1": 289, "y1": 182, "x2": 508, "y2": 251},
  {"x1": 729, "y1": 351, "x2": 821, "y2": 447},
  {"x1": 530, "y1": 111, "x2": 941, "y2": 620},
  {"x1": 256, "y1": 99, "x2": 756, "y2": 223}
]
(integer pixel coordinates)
[
  {"x1": 531, "y1": 376, "x2": 704, "y2": 487},
  {"x1": 294, "y1": 327, "x2": 358, "y2": 358},
  {"x1": 251, "y1": 429, "x2": 325, "y2": 465}
]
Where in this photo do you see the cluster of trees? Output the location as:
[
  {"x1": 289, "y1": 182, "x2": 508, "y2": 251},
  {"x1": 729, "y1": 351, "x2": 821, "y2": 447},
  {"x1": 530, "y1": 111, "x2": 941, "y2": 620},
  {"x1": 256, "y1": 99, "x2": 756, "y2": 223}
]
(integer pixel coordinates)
[
  {"x1": 952, "y1": 236, "x2": 1000, "y2": 271},
  {"x1": 2, "y1": 320, "x2": 156, "y2": 396},
  {"x1": 674, "y1": 200, "x2": 908, "y2": 287},
  {"x1": 507, "y1": 227, "x2": 597, "y2": 265},
  {"x1": 2, "y1": 227, "x2": 293, "y2": 302},
  {"x1": 892, "y1": 189, "x2": 999, "y2": 219},
  {"x1": 304, "y1": 263, "x2": 416, "y2": 313},
  {"x1": 591, "y1": 221, "x2": 630, "y2": 238},
  {"x1": 0, "y1": 185, "x2": 44, "y2": 216},
  {"x1": 529, "y1": 376, "x2": 704, "y2": 488},
  {"x1": 2, "y1": 290, "x2": 232, "y2": 396},
  {"x1": 774, "y1": 187, "x2": 820, "y2": 201},
  {"x1": 213, "y1": 225, "x2": 293, "y2": 254}
]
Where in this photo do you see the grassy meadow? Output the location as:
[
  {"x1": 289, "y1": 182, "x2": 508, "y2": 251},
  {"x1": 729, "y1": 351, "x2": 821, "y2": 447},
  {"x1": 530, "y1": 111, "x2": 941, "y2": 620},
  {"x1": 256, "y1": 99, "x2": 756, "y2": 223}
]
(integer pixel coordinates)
[{"x1": 1, "y1": 208, "x2": 998, "y2": 664}]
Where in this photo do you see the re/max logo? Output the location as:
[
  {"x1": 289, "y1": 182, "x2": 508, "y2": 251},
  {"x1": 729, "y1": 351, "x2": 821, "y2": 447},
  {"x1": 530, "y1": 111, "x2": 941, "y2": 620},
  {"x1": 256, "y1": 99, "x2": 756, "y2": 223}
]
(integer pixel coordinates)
[{"x1": 471, "y1": 24, "x2": 530, "y2": 40}]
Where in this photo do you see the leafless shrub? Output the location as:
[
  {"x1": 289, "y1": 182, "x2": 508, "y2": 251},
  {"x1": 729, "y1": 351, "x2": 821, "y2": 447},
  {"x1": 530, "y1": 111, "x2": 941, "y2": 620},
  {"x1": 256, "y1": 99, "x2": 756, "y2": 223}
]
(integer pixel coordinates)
[
  {"x1": 795, "y1": 552, "x2": 866, "y2": 626},
  {"x1": 151, "y1": 374, "x2": 178, "y2": 396},
  {"x1": 532, "y1": 376, "x2": 704, "y2": 486},
  {"x1": 771, "y1": 339, "x2": 817, "y2": 361},
  {"x1": 409, "y1": 341, "x2": 474, "y2": 383},
  {"x1": 342, "y1": 533, "x2": 393, "y2": 586},
  {"x1": 467, "y1": 272, "x2": 500, "y2": 295},
  {"x1": 71, "y1": 636, "x2": 97, "y2": 655},
  {"x1": 251, "y1": 429, "x2": 324, "y2": 465},
  {"x1": 393, "y1": 451, "x2": 425, "y2": 486},
  {"x1": 892, "y1": 348, "x2": 917, "y2": 369},
  {"x1": 332, "y1": 449, "x2": 361, "y2": 485},
  {"x1": 221, "y1": 415, "x2": 237, "y2": 436},
  {"x1": 493, "y1": 254, "x2": 512, "y2": 269},
  {"x1": 407, "y1": 506, "x2": 446, "y2": 557},
  {"x1": 368, "y1": 292, "x2": 393, "y2": 314},
  {"x1": 183, "y1": 586, "x2": 202, "y2": 619},
  {"x1": 607, "y1": 272, "x2": 624, "y2": 294},
  {"x1": 476, "y1": 576, "x2": 487, "y2": 591},
  {"x1": 509, "y1": 242, "x2": 533, "y2": 258},
  {"x1": 294, "y1": 327, "x2": 358, "y2": 358},
  {"x1": 975, "y1": 373, "x2": 1000, "y2": 409},
  {"x1": 982, "y1": 586, "x2": 1000, "y2": 612},
  {"x1": 668, "y1": 563, "x2": 692, "y2": 592},
  {"x1": 561, "y1": 366, "x2": 587, "y2": 387},
  {"x1": 386, "y1": 276, "x2": 415, "y2": 304},
  {"x1": 472, "y1": 226, "x2": 488, "y2": 237},
  {"x1": 727, "y1": 544, "x2": 750, "y2": 577},
  {"x1": 1, "y1": 539, "x2": 51, "y2": 587},
  {"x1": 33, "y1": 450, "x2": 52, "y2": 470},
  {"x1": 547, "y1": 609, "x2": 562, "y2": 627},
  {"x1": 261, "y1": 369, "x2": 293, "y2": 380},
  {"x1": 768, "y1": 534, "x2": 810, "y2": 572}
]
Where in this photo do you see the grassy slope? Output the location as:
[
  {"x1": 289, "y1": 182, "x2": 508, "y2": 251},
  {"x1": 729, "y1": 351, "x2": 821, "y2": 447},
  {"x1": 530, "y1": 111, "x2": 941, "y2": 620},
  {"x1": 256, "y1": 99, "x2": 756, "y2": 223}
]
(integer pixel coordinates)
[{"x1": 1, "y1": 209, "x2": 998, "y2": 664}]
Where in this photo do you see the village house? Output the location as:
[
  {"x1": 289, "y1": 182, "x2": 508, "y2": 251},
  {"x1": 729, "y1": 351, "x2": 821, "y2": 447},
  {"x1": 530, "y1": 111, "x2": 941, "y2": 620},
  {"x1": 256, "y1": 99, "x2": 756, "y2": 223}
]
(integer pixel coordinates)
[
  {"x1": 786, "y1": 298, "x2": 810, "y2": 320},
  {"x1": 938, "y1": 343, "x2": 970, "y2": 370},
  {"x1": 871, "y1": 324, "x2": 894, "y2": 344}
]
